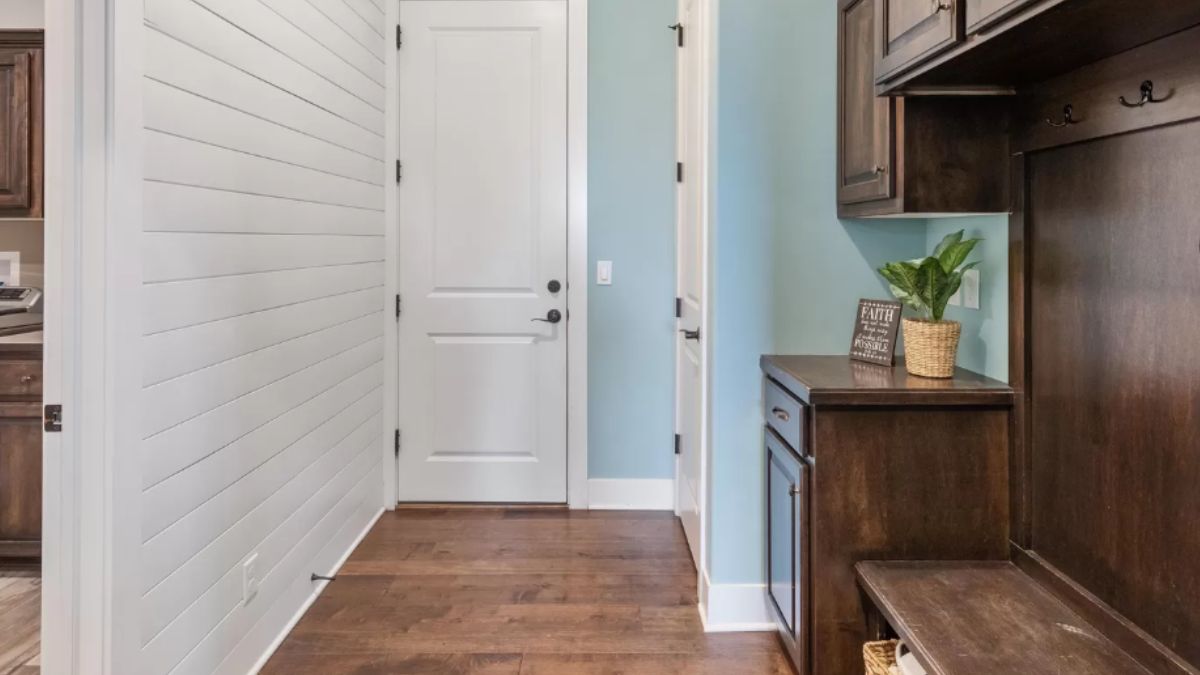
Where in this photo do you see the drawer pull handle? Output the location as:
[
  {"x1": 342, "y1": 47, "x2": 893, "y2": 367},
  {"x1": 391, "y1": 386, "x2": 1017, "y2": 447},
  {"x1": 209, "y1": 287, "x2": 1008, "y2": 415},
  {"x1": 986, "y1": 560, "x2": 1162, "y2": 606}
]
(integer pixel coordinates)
[
  {"x1": 771, "y1": 407, "x2": 791, "y2": 423},
  {"x1": 20, "y1": 375, "x2": 35, "y2": 384}
]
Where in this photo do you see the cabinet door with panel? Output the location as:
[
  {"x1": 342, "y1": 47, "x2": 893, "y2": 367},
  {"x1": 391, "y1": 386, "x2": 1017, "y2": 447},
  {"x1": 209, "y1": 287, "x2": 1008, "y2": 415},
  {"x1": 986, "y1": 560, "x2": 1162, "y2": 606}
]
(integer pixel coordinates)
[
  {"x1": 766, "y1": 429, "x2": 808, "y2": 673},
  {"x1": 0, "y1": 36, "x2": 42, "y2": 219},
  {"x1": 839, "y1": 0, "x2": 893, "y2": 206},
  {"x1": 0, "y1": 403, "x2": 42, "y2": 556},
  {"x1": 965, "y1": 0, "x2": 1037, "y2": 34},
  {"x1": 875, "y1": 0, "x2": 962, "y2": 83}
]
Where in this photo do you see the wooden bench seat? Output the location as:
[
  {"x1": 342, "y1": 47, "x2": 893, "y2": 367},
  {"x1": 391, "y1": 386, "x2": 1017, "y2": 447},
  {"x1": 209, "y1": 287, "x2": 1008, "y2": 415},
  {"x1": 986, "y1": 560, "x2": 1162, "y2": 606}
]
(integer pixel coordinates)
[{"x1": 856, "y1": 561, "x2": 1152, "y2": 675}]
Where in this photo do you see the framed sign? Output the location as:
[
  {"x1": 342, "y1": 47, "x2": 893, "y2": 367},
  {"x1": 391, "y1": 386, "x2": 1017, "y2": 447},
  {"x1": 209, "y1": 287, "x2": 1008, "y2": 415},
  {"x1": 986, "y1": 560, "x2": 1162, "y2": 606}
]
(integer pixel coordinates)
[{"x1": 849, "y1": 299, "x2": 902, "y2": 366}]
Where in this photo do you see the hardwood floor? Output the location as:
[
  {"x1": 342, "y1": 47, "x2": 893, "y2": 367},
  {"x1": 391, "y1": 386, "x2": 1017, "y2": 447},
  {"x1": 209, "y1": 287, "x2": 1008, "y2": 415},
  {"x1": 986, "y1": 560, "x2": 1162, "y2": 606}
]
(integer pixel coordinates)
[
  {"x1": 266, "y1": 509, "x2": 792, "y2": 674},
  {"x1": 0, "y1": 568, "x2": 39, "y2": 675}
]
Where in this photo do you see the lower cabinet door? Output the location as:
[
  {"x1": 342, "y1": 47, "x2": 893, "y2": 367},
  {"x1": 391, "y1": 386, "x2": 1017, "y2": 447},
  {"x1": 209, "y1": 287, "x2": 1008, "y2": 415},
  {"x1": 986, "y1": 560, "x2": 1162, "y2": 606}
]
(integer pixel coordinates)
[{"x1": 766, "y1": 428, "x2": 808, "y2": 671}]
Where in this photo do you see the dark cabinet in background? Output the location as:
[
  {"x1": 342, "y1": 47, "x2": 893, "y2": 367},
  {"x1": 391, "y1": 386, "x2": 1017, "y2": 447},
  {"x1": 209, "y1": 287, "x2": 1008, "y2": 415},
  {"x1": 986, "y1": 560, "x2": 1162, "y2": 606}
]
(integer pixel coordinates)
[
  {"x1": 0, "y1": 32, "x2": 43, "y2": 219},
  {"x1": 837, "y1": 0, "x2": 1009, "y2": 218},
  {"x1": 874, "y1": 0, "x2": 961, "y2": 83},
  {"x1": 766, "y1": 427, "x2": 808, "y2": 672},
  {"x1": 965, "y1": 0, "x2": 1036, "y2": 33},
  {"x1": 0, "y1": 349, "x2": 42, "y2": 560}
]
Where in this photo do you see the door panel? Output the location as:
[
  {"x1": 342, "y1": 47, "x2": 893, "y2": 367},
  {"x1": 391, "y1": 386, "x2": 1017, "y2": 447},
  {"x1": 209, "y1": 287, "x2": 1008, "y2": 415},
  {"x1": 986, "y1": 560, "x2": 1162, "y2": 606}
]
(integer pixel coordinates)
[
  {"x1": 766, "y1": 429, "x2": 807, "y2": 666},
  {"x1": 965, "y1": 0, "x2": 1035, "y2": 34},
  {"x1": 839, "y1": 0, "x2": 893, "y2": 205},
  {"x1": 0, "y1": 50, "x2": 32, "y2": 210},
  {"x1": 875, "y1": 0, "x2": 961, "y2": 82},
  {"x1": 675, "y1": 0, "x2": 705, "y2": 567},
  {"x1": 399, "y1": 1, "x2": 567, "y2": 503}
]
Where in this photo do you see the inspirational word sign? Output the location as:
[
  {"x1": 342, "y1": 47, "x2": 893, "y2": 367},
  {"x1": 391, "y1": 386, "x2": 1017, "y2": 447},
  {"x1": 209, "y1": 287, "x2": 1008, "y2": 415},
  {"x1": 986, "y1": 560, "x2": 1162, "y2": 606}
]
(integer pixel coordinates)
[{"x1": 849, "y1": 299, "x2": 902, "y2": 366}]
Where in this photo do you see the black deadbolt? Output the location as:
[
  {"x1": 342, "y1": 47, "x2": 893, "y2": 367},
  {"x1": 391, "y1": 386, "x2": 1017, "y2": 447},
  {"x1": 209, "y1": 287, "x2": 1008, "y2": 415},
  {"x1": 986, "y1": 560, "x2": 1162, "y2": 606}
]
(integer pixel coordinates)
[{"x1": 548, "y1": 279, "x2": 562, "y2": 293}]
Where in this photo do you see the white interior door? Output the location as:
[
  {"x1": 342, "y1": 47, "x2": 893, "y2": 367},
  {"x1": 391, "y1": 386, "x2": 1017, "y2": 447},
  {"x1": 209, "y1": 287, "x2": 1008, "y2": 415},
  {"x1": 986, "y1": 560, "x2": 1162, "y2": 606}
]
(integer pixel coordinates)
[
  {"x1": 675, "y1": 0, "x2": 706, "y2": 566},
  {"x1": 398, "y1": 0, "x2": 568, "y2": 503}
]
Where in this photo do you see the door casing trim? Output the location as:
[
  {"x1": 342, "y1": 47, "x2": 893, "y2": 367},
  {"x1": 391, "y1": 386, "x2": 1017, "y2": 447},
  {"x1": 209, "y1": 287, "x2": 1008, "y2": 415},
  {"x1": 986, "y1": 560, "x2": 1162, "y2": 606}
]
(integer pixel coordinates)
[{"x1": 385, "y1": 0, "x2": 589, "y2": 508}]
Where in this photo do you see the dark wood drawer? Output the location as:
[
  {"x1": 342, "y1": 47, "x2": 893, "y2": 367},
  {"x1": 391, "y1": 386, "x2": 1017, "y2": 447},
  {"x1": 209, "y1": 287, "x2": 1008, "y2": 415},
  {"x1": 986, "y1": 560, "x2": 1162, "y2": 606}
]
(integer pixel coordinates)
[
  {"x1": 765, "y1": 378, "x2": 806, "y2": 455},
  {"x1": 0, "y1": 361, "x2": 41, "y2": 398}
]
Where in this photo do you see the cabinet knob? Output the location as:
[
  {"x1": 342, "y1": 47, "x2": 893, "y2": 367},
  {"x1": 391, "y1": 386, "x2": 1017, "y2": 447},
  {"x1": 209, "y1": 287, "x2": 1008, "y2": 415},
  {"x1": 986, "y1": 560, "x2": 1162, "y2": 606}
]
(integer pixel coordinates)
[
  {"x1": 20, "y1": 375, "x2": 35, "y2": 384},
  {"x1": 789, "y1": 485, "x2": 802, "y2": 497},
  {"x1": 873, "y1": 165, "x2": 887, "y2": 175},
  {"x1": 933, "y1": 0, "x2": 953, "y2": 13}
]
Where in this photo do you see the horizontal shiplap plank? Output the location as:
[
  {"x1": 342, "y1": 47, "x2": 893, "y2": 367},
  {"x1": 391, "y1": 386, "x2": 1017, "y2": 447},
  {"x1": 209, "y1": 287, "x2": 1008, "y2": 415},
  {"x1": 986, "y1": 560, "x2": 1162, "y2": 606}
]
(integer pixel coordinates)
[
  {"x1": 342, "y1": 0, "x2": 385, "y2": 36},
  {"x1": 144, "y1": 181, "x2": 382, "y2": 237},
  {"x1": 144, "y1": 28, "x2": 383, "y2": 159},
  {"x1": 140, "y1": 337, "x2": 383, "y2": 488},
  {"x1": 145, "y1": 0, "x2": 383, "y2": 134},
  {"x1": 141, "y1": 313, "x2": 381, "y2": 439},
  {"x1": 143, "y1": 446, "x2": 381, "y2": 674},
  {"x1": 141, "y1": 396, "x2": 381, "y2": 612},
  {"x1": 259, "y1": 0, "x2": 384, "y2": 82},
  {"x1": 143, "y1": 287, "x2": 383, "y2": 385},
  {"x1": 143, "y1": 262, "x2": 384, "y2": 335},
  {"x1": 145, "y1": 132, "x2": 384, "y2": 212},
  {"x1": 189, "y1": 0, "x2": 384, "y2": 109},
  {"x1": 143, "y1": 231, "x2": 383, "y2": 283},
  {"x1": 306, "y1": 0, "x2": 385, "y2": 56},
  {"x1": 145, "y1": 80, "x2": 383, "y2": 185}
]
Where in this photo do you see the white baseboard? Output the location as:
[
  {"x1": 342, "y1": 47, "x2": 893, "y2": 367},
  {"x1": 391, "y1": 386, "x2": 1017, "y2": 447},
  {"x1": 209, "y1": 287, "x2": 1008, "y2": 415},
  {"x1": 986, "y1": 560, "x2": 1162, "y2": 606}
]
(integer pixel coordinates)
[
  {"x1": 697, "y1": 568, "x2": 775, "y2": 632},
  {"x1": 587, "y1": 478, "x2": 674, "y2": 510},
  {"x1": 248, "y1": 505, "x2": 384, "y2": 674}
]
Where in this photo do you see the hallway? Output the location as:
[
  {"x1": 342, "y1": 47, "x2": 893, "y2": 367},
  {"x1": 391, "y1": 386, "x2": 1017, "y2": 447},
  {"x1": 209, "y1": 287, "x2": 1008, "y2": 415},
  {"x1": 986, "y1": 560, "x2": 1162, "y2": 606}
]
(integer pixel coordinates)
[{"x1": 265, "y1": 509, "x2": 791, "y2": 674}]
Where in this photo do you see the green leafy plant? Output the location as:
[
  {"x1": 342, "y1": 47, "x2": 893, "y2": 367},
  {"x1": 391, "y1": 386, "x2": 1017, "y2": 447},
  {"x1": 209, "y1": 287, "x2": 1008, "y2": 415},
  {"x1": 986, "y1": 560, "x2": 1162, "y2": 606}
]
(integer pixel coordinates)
[{"x1": 878, "y1": 230, "x2": 982, "y2": 322}]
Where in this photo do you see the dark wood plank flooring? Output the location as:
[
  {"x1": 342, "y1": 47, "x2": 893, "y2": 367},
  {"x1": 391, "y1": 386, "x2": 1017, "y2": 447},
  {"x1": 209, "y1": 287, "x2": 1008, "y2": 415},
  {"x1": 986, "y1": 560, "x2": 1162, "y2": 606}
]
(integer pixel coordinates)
[{"x1": 266, "y1": 509, "x2": 791, "y2": 674}]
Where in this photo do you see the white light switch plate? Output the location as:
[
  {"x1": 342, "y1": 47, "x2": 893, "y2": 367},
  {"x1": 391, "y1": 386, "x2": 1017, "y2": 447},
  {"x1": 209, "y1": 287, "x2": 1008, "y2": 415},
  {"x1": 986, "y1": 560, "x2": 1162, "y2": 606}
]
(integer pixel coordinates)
[
  {"x1": 597, "y1": 260, "x2": 613, "y2": 286},
  {"x1": 962, "y1": 269, "x2": 980, "y2": 310}
]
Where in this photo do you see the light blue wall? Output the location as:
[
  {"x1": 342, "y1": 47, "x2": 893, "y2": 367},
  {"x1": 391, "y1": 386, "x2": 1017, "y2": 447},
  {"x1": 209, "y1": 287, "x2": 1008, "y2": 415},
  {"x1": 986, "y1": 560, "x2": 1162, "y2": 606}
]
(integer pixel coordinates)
[
  {"x1": 708, "y1": 0, "x2": 929, "y2": 584},
  {"x1": 587, "y1": 0, "x2": 678, "y2": 479},
  {"x1": 926, "y1": 216, "x2": 1009, "y2": 381}
]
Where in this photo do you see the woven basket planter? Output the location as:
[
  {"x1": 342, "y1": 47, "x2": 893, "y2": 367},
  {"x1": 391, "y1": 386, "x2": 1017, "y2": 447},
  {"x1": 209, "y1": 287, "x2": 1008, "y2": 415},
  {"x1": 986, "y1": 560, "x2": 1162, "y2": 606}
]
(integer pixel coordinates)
[
  {"x1": 863, "y1": 640, "x2": 900, "y2": 675},
  {"x1": 902, "y1": 318, "x2": 961, "y2": 378}
]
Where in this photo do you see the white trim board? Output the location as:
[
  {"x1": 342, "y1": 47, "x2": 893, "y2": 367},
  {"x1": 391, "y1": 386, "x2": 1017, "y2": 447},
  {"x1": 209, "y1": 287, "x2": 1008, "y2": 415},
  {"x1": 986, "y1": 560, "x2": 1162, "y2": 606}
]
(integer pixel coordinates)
[
  {"x1": 248, "y1": 507, "x2": 384, "y2": 675},
  {"x1": 587, "y1": 479, "x2": 674, "y2": 511},
  {"x1": 698, "y1": 569, "x2": 775, "y2": 633}
]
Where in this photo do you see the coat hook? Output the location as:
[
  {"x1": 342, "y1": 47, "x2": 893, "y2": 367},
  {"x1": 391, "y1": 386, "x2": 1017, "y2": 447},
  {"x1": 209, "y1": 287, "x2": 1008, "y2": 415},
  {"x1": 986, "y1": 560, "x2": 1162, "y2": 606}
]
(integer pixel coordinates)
[
  {"x1": 1045, "y1": 104, "x2": 1078, "y2": 128},
  {"x1": 1119, "y1": 80, "x2": 1165, "y2": 108}
]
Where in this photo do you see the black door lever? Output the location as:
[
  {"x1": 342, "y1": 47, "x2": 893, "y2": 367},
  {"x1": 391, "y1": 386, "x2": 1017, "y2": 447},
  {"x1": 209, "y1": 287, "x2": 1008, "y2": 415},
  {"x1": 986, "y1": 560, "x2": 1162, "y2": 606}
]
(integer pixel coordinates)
[{"x1": 533, "y1": 309, "x2": 563, "y2": 324}]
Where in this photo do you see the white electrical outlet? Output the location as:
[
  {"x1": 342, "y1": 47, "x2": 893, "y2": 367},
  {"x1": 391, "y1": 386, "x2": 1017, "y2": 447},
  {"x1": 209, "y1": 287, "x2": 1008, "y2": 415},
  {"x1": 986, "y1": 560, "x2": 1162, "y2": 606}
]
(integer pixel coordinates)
[
  {"x1": 962, "y1": 269, "x2": 981, "y2": 310},
  {"x1": 242, "y1": 553, "x2": 260, "y2": 604}
]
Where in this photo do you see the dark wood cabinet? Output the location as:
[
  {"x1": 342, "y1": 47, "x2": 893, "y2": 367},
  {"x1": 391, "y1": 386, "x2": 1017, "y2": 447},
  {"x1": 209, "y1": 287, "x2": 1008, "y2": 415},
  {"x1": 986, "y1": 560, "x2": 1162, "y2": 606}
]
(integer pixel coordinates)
[
  {"x1": 0, "y1": 32, "x2": 43, "y2": 219},
  {"x1": 0, "y1": 349, "x2": 42, "y2": 560},
  {"x1": 965, "y1": 0, "x2": 1036, "y2": 34},
  {"x1": 766, "y1": 427, "x2": 808, "y2": 673},
  {"x1": 761, "y1": 356, "x2": 1012, "y2": 675},
  {"x1": 874, "y1": 0, "x2": 961, "y2": 83},
  {"x1": 838, "y1": 0, "x2": 1009, "y2": 218}
]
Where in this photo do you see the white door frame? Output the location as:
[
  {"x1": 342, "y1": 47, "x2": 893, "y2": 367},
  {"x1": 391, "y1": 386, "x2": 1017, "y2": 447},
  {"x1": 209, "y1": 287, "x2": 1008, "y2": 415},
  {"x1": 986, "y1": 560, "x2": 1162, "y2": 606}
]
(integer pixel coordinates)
[
  {"x1": 384, "y1": 0, "x2": 589, "y2": 509},
  {"x1": 43, "y1": 0, "x2": 144, "y2": 672}
]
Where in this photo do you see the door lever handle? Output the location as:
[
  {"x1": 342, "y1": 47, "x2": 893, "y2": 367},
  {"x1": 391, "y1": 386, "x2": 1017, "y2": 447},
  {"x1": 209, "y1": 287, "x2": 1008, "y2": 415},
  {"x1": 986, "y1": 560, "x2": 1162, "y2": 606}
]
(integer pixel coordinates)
[
  {"x1": 680, "y1": 328, "x2": 701, "y2": 341},
  {"x1": 532, "y1": 309, "x2": 563, "y2": 324}
]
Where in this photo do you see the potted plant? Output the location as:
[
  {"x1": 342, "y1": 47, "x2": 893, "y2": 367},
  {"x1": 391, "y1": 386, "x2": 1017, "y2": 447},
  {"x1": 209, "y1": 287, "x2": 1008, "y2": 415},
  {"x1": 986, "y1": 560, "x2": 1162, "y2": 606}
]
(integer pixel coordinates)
[{"x1": 878, "y1": 230, "x2": 981, "y2": 378}]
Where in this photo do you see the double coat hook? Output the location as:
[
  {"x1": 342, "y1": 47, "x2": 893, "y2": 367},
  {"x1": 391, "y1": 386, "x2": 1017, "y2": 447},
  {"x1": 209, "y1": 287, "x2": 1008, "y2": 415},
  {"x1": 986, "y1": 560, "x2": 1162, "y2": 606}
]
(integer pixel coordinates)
[
  {"x1": 1045, "y1": 104, "x2": 1078, "y2": 128},
  {"x1": 1119, "y1": 80, "x2": 1167, "y2": 108}
]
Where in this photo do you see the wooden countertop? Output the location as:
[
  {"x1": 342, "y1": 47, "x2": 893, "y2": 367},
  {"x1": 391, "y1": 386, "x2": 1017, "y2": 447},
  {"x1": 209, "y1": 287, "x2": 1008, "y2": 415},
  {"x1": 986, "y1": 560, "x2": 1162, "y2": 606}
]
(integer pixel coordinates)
[{"x1": 760, "y1": 355, "x2": 1013, "y2": 407}]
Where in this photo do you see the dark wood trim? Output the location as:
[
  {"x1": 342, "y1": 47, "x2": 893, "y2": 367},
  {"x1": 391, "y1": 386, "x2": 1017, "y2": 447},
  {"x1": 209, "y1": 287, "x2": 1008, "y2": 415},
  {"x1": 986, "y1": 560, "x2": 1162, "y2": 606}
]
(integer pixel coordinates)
[
  {"x1": 0, "y1": 30, "x2": 44, "y2": 49},
  {"x1": 1006, "y1": 153, "x2": 1031, "y2": 549},
  {"x1": 1012, "y1": 546, "x2": 1200, "y2": 675}
]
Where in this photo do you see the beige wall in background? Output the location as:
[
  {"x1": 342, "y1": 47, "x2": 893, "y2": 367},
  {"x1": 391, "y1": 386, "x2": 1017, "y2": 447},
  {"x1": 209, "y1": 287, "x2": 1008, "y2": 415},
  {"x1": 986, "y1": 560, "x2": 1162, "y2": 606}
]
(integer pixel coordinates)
[
  {"x1": 0, "y1": 0, "x2": 43, "y2": 29},
  {"x1": 0, "y1": 222, "x2": 44, "y2": 289}
]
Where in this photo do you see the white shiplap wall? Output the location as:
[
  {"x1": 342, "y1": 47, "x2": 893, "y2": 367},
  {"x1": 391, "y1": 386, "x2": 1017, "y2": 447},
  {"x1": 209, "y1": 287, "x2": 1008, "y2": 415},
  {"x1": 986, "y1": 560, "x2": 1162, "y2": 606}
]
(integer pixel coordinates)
[{"x1": 140, "y1": 0, "x2": 386, "y2": 672}]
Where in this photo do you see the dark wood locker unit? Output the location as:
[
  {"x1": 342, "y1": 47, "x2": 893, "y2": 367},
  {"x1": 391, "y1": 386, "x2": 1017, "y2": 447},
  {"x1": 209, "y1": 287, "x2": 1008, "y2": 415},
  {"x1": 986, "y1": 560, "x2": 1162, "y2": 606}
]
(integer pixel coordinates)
[{"x1": 0, "y1": 31, "x2": 43, "y2": 219}]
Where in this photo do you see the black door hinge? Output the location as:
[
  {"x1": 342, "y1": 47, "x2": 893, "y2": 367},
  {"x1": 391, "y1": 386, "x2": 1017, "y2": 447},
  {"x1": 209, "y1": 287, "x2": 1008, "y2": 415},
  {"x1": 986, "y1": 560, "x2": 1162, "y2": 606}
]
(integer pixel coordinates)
[
  {"x1": 675, "y1": 297, "x2": 682, "y2": 318},
  {"x1": 395, "y1": 160, "x2": 403, "y2": 183},
  {"x1": 395, "y1": 294, "x2": 402, "y2": 319},
  {"x1": 674, "y1": 433, "x2": 681, "y2": 455},
  {"x1": 676, "y1": 162, "x2": 684, "y2": 183},
  {"x1": 396, "y1": 25, "x2": 402, "y2": 49},
  {"x1": 394, "y1": 429, "x2": 401, "y2": 456},
  {"x1": 44, "y1": 404, "x2": 62, "y2": 432},
  {"x1": 670, "y1": 23, "x2": 684, "y2": 48}
]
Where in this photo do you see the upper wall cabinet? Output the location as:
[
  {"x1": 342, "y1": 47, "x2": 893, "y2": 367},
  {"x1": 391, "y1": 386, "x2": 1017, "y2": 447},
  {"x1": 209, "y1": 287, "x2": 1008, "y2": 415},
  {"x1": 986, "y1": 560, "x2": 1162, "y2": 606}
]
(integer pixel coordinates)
[
  {"x1": 838, "y1": 0, "x2": 1008, "y2": 218},
  {"x1": 0, "y1": 33, "x2": 43, "y2": 219},
  {"x1": 875, "y1": 0, "x2": 962, "y2": 83}
]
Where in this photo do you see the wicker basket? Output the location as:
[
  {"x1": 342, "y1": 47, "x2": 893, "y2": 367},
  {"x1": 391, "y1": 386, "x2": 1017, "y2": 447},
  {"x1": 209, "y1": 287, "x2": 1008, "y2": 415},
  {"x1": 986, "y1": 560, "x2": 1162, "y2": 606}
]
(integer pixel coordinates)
[
  {"x1": 902, "y1": 318, "x2": 961, "y2": 379},
  {"x1": 863, "y1": 640, "x2": 900, "y2": 675}
]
